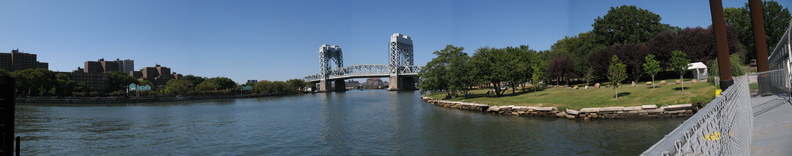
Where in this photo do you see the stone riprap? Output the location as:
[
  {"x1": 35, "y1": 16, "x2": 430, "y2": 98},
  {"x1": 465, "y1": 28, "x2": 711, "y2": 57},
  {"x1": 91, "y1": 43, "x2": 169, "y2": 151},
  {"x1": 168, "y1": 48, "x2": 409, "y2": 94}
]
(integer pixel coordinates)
[{"x1": 421, "y1": 96, "x2": 696, "y2": 119}]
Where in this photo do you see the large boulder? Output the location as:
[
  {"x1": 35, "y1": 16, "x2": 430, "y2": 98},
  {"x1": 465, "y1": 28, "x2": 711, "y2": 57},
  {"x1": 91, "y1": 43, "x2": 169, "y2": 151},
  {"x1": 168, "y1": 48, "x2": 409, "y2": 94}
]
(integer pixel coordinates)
[
  {"x1": 556, "y1": 111, "x2": 568, "y2": 117},
  {"x1": 601, "y1": 107, "x2": 625, "y2": 112},
  {"x1": 580, "y1": 108, "x2": 602, "y2": 113},
  {"x1": 623, "y1": 106, "x2": 642, "y2": 111},
  {"x1": 665, "y1": 104, "x2": 694, "y2": 111},
  {"x1": 641, "y1": 105, "x2": 657, "y2": 109},
  {"x1": 487, "y1": 106, "x2": 500, "y2": 112},
  {"x1": 566, "y1": 109, "x2": 580, "y2": 115}
]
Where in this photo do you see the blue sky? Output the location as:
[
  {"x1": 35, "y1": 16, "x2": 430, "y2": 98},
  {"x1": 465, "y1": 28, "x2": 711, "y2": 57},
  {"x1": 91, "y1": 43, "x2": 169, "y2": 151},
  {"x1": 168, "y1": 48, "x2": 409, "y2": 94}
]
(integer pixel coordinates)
[{"x1": 1, "y1": 0, "x2": 790, "y2": 83}]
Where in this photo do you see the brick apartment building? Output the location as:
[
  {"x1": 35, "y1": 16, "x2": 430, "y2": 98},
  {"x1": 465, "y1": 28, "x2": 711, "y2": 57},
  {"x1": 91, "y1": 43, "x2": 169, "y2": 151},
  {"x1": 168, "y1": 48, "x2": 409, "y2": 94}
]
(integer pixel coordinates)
[{"x1": 0, "y1": 49, "x2": 48, "y2": 72}]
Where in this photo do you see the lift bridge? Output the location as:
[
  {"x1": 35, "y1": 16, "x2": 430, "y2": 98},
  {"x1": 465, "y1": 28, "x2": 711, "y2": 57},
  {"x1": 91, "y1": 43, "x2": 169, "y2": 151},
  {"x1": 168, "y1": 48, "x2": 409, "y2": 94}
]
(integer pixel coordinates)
[{"x1": 303, "y1": 33, "x2": 422, "y2": 92}]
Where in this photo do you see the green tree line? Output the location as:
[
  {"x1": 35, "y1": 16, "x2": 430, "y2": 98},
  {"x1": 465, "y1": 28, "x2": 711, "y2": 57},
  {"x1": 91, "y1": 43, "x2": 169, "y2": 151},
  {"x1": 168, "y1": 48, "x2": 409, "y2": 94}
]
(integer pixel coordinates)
[
  {"x1": 419, "y1": 3, "x2": 790, "y2": 98},
  {"x1": 1, "y1": 68, "x2": 308, "y2": 97}
]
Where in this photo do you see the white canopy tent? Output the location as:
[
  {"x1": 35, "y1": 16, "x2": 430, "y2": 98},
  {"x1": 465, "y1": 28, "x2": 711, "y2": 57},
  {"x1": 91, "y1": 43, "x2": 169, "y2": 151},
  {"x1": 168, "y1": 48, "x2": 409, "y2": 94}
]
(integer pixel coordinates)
[{"x1": 688, "y1": 62, "x2": 708, "y2": 80}]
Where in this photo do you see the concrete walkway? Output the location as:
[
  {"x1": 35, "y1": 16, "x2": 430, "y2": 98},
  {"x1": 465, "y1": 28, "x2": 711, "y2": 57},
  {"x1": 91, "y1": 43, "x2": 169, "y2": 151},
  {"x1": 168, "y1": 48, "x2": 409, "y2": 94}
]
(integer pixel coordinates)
[{"x1": 750, "y1": 95, "x2": 792, "y2": 156}]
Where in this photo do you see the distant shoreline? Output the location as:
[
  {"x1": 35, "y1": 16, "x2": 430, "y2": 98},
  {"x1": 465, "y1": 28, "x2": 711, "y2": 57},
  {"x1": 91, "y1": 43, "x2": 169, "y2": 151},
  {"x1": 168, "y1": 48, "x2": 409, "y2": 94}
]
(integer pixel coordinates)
[{"x1": 16, "y1": 94, "x2": 291, "y2": 104}]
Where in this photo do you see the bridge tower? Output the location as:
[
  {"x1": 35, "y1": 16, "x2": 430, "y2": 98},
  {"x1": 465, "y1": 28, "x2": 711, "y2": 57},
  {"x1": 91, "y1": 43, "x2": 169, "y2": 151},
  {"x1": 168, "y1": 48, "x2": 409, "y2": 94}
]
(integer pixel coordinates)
[
  {"x1": 318, "y1": 45, "x2": 346, "y2": 92},
  {"x1": 388, "y1": 33, "x2": 416, "y2": 91}
]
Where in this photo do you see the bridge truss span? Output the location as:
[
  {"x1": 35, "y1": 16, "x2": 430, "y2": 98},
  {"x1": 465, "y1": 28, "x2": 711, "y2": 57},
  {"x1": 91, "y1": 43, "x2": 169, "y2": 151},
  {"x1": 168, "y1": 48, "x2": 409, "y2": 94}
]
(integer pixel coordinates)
[{"x1": 304, "y1": 64, "x2": 421, "y2": 82}]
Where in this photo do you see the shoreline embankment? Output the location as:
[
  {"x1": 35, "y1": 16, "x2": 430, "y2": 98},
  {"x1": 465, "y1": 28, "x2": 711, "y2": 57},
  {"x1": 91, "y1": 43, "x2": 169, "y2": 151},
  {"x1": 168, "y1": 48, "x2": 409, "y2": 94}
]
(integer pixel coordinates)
[{"x1": 421, "y1": 96, "x2": 696, "y2": 119}]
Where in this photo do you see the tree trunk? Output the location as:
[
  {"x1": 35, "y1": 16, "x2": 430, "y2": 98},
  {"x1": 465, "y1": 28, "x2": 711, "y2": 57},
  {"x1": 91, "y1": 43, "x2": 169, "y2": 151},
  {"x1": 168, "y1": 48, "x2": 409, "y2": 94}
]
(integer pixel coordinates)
[
  {"x1": 534, "y1": 83, "x2": 538, "y2": 93},
  {"x1": 493, "y1": 82, "x2": 501, "y2": 97},
  {"x1": 680, "y1": 75, "x2": 684, "y2": 91},
  {"x1": 615, "y1": 87, "x2": 619, "y2": 99},
  {"x1": 651, "y1": 75, "x2": 655, "y2": 89},
  {"x1": 511, "y1": 83, "x2": 516, "y2": 94}
]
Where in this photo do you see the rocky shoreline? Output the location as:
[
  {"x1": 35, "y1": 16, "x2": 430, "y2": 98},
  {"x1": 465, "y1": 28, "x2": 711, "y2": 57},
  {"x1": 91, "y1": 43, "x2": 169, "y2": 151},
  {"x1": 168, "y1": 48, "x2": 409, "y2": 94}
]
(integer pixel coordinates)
[{"x1": 421, "y1": 96, "x2": 696, "y2": 119}]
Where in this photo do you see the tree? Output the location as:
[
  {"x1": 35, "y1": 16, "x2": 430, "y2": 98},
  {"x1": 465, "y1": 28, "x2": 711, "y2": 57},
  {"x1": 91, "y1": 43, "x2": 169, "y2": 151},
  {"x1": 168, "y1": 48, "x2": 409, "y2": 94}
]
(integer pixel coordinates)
[
  {"x1": 530, "y1": 60, "x2": 546, "y2": 93},
  {"x1": 648, "y1": 31, "x2": 680, "y2": 68},
  {"x1": 608, "y1": 55, "x2": 627, "y2": 99},
  {"x1": 709, "y1": 53, "x2": 748, "y2": 78},
  {"x1": 0, "y1": 69, "x2": 9, "y2": 77},
  {"x1": 181, "y1": 75, "x2": 206, "y2": 87},
  {"x1": 165, "y1": 79, "x2": 191, "y2": 95},
  {"x1": 418, "y1": 45, "x2": 453, "y2": 97},
  {"x1": 549, "y1": 32, "x2": 606, "y2": 82},
  {"x1": 676, "y1": 27, "x2": 716, "y2": 63},
  {"x1": 446, "y1": 46, "x2": 476, "y2": 97},
  {"x1": 196, "y1": 77, "x2": 237, "y2": 91},
  {"x1": 589, "y1": 47, "x2": 617, "y2": 82},
  {"x1": 12, "y1": 68, "x2": 53, "y2": 96},
  {"x1": 643, "y1": 54, "x2": 661, "y2": 89},
  {"x1": 271, "y1": 81, "x2": 289, "y2": 95},
  {"x1": 107, "y1": 71, "x2": 138, "y2": 93},
  {"x1": 592, "y1": 5, "x2": 666, "y2": 46},
  {"x1": 471, "y1": 47, "x2": 510, "y2": 97},
  {"x1": 546, "y1": 56, "x2": 575, "y2": 85},
  {"x1": 725, "y1": 1, "x2": 791, "y2": 62},
  {"x1": 286, "y1": 79, "x2": 307, "y2": 93},
  {"x1": 670, "y1": 50, "x2": 690, "y2": 91},
  {"x1": 254, "y1": 81, "x2": 274, "y2": 94},
  {"x1": 503, "y1": 46, "x2": 534, "y2": 94},
  {"x1": 53, "y1": 73, "x2": 77, "y2": 96},
  {"x1": 418, "y1": 45, "x2": 473, "y2": 98},
  {"x1": 612, "y1": 43, "x2": 650, "y2": 82}
]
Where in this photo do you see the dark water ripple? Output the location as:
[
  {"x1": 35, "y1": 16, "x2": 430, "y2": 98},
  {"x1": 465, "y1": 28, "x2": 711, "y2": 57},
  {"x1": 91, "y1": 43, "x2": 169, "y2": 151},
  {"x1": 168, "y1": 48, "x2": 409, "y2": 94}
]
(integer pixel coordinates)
[{"x1": 15, "y1": 90, "x2": 684, "y2": 155}]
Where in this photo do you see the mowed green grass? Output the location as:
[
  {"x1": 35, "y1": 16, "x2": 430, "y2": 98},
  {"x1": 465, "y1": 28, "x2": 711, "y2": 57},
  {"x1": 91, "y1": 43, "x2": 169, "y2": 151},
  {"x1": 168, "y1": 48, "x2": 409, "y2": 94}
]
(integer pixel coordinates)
[{"x1": 426, "y1": 81, "x2": 717, "y2": 110}]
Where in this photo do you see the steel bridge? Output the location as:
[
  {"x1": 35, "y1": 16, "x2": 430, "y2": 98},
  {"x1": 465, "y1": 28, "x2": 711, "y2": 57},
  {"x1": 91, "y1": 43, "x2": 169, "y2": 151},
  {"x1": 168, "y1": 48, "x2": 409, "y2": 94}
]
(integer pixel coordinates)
[
  {"x1": 303, "y1": 64, "x2": 421, "y2": 81},
  {"x1": 642, "y1": 21, "x2": 792, "y2": 156},
  {"x1": 303, "y1": 33, "x2": 422, "y2": 92}
]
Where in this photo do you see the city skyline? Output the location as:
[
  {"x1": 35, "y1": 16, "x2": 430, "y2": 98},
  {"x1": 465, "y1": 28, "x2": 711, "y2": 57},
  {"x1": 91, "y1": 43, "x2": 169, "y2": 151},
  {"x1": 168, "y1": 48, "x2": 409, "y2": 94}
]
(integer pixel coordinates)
[{"x1": 1, "y1": 0, "x2": 790, "y2": 83}]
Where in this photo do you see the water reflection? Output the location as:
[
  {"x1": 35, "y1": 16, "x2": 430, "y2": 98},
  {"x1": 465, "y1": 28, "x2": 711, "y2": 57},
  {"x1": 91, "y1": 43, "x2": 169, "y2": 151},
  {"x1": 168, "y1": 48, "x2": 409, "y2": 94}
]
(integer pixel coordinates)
[{"x1": 15, "y1": 89, "x2": 684, "y2": 155}]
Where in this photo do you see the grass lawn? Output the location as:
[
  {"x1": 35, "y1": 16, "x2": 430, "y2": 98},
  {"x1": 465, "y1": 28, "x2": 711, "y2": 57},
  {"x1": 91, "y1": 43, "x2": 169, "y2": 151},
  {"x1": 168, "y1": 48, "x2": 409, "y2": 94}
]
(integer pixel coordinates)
[{"x1": 425, "y1": 80, "x2": 717, "y2": 110}]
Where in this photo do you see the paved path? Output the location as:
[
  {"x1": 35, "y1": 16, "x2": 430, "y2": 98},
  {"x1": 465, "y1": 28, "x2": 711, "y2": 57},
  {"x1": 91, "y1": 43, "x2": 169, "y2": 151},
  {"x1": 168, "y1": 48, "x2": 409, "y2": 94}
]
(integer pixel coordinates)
[{"x1": 751, "y1": 95, "x2": 792, "y2": 156}]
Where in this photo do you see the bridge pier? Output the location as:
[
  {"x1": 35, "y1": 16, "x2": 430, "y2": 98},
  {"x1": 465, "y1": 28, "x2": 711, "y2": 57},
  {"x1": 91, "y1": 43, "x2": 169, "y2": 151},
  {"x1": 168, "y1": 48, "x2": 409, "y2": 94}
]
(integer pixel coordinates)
[
  {"x1": 334, "y1": 79, "x2": 346, "y2": 92},
  {"x1": 388, "y1": 76, "x2": 416, "y2": 91},
  {"x1": 319, "y1": 80, "x2": 330, "y2": 92},
  {"x1": 318, "y1": 79, "x2": 346, "y2": 92}
]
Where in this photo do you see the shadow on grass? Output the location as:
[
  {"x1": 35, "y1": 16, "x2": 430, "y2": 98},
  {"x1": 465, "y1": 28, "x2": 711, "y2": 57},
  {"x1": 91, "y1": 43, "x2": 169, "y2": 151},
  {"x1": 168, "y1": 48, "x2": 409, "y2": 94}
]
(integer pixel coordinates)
[
  {"x1": 614, "y1": 92, "x2": 631, "y2": 98},
  {"x1": 673, "y1": 87, "x2": 690, "y2": 91},
  {"x1": 462, "y1": 87, "x2": 550, "y2": 98}
]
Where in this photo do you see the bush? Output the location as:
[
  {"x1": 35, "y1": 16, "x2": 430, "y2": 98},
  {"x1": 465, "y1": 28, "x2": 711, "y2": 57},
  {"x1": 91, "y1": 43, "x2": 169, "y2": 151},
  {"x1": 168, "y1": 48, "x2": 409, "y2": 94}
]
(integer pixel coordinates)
[
  {"x1": 109, "y1": 90, "x2": 126, "y2": 96},
  {"x1": 73, "y1": 92, "x2": 87, "y2": 97},
  {"x1": 691, "y1": 95, "x2": 714, "y2": 107}
]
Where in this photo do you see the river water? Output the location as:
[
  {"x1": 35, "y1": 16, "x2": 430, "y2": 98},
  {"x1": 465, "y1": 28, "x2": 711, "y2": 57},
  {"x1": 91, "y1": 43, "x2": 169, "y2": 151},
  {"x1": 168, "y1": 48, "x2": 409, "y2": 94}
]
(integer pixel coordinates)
[{"x1": 15, "y1": 90, "x2": 685, "y2": 155}]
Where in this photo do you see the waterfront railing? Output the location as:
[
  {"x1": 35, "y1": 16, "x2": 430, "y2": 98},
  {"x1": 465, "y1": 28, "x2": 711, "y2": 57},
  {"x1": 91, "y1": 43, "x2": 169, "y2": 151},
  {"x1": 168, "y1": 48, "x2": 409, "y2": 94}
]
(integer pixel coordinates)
[{"x1": 643, "y1": 21, "x2": 792, "y2": 156}]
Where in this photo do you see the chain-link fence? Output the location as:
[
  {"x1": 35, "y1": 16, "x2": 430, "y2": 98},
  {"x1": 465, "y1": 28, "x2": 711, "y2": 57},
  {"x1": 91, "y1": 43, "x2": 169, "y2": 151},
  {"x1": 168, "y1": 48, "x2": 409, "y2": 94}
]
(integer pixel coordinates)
[
  {"x1": 642, "y1": 20, "x2": 792, "y2": 156},
  {"x1": 641, "y1": 76, "x2": 752, "y2": 156}
]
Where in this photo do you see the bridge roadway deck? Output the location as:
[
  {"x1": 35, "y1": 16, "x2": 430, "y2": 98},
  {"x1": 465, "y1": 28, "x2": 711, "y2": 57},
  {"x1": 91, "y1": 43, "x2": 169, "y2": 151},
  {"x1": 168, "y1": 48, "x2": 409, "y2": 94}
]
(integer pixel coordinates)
[{"x1": 751, "y1": 95, "x2": 792, "y2": 156}]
